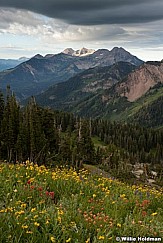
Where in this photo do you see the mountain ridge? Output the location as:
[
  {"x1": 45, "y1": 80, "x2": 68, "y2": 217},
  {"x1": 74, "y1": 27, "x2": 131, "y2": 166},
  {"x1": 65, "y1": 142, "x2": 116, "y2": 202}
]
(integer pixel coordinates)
[
  {"x1": 34, "y1": 60, "x2": 163, "y2": 127},
  {"x1": 0, "y1": 47, "x2": 143, "y2": 99},
  {"x1": 34, "y1": 61, "x2": 137, "y2": 110}
]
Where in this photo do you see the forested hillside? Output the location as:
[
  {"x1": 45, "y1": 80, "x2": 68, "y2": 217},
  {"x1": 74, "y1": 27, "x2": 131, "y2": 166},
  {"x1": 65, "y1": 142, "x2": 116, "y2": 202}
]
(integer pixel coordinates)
[
  {"x1": 131, "y1": 95, "x2": 163, "y2": 128},
  {"x1": 34, "y1": 61, "x2": 163, "y2": 128},
  {"x1": 0, "y1": 88, "x2": 163, "y2": 172}
]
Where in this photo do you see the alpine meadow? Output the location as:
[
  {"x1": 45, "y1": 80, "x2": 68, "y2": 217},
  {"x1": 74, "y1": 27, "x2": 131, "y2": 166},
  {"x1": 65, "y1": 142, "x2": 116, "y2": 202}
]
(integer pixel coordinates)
[{"x1": 0, "y1": 0, "x2": 163, "y2": 242}]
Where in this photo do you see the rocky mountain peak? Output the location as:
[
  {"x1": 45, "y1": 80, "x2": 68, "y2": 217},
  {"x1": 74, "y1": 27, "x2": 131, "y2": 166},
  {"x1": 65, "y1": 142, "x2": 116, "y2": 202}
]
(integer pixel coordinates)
[
  {"x1": 33, "y1": 54, "x2": 44, "y2": 59},
  {"x1": 111, "y1": 46, "x2": 127, "y2": 52},
  {"x1": 74, "y1": 47, "x2": 95, "y2": 56},
  {"x1": 110, "y1": 47, "x2": 132, "y2": 57},
  {"x1": 62, "y1": 47, "x2": 95, "y2": 57},
  {"x1": 62, "y1": 48, "x2": 75, "y2": 55}
]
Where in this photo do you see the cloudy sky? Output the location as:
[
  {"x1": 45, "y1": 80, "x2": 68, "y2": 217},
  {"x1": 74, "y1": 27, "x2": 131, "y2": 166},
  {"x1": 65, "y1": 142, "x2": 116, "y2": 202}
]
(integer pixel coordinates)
[{"x1": 0, "y1": 0, "x2": 163, "y2": 60}]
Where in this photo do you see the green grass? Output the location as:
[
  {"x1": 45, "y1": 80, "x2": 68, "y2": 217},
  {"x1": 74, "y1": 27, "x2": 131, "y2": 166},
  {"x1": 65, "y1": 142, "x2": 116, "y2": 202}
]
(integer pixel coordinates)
[
  {"x1": 106, "y1": 87, "x2": 163, "y2": 123},
  {"x1": 0, "y1": 162, "x2": 163, "y2": 242},
  {"x1": 91, "y1": 136, "x2": 106, "y2": 148}
]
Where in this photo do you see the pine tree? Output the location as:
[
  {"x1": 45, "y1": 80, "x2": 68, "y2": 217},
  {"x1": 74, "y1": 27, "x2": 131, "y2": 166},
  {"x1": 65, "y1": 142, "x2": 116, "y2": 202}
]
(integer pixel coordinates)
[
  {"x1": 1, "y1": 90, "x2": 19, "y2": 162},
  {"x1": 0, "y1": 90, "x2": 4, "y2": 159},
  {"x1": 16, "y1": 111, "x2": 29, "y2": 162},
  {"x1": 26, "y1": 97, "x2": 47, "y2": 163},
  {"x1": 76, "y1": 119, "x2": 95, "y2": 165},
  {"x1": 59, "y1": 134, "x2": 72, "y2": 163},
  {"x1": 41, "y1": 108, "x2": 59, "y2": 163},
  {"x1": 0, "y1": 90, "x2": 4, "y2": 123}
]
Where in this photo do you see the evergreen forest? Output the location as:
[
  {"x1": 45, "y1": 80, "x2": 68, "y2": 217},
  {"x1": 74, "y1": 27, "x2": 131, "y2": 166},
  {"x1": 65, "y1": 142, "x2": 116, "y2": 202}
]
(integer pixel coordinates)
[{"x1": 0, "y1": 88, "x2": 163, "y2": 179}]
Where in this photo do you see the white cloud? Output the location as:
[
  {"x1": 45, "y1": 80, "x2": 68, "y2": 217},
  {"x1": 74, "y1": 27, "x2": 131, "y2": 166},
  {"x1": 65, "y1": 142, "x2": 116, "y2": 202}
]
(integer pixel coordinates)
[
  {"x1": 0, "y1": 8, "x2": 163, "y2": 60},
  {"x1": 0, "y1": 9, "x2": 127, "y2": 43}
]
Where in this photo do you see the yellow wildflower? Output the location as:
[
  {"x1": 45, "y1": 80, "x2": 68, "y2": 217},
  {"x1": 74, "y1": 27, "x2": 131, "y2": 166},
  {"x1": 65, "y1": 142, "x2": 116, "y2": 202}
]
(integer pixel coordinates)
[
  {"x1": 21, "y1": 204, "x2": 27, "y2": 208},
  {"x1": 22, "y1": 225, "x2": 28, "y2": 229},
  {"x1": 40, "y1": 209, "x2": 47, "y2": 214},
  {"x1": 15, "y1": 210, "x2": 25, "y2": 216},
  {"x1": 117, "y1": 223, "x2": 121, "y2": 228},
  {"x1": 58, "y1": 209, "x2": 64, "y2": 215},
  {"x1": 98, "y1": 236, "x2": 105, "y2": 240},
  {"x1": 86, "y1": 238, "x2": 90, "y2": 243},
  {"x1": 26, "y1": 231, "x2": 33, "y2": 234},
  {"x1": 106, "y1": 190, "x2": 110, "y2": 195},
  {"x1": 0, "y1": 209, "x2": 5, "y2": 213},
  {"x1": 34, "y1": 222, "x2": 40, "y2": 227},
  {"x1": 31, "y1": 208, "x2": 36, "y2": 212},
  {"x1": 57, "y1": 216, "x2": 62, "y2": 223},
  {"x1": 50, "y1": 236, "x2": 56, "y2": 242},
  {"x1": 29, "y1": 177, "x2": 35, "y2": 182},
  {"x1": 151, "y1": 212, "x2": 157, "y2": 216},
  {"x1": 66, "y1": 238, "x2": 71, "y2": 242}
]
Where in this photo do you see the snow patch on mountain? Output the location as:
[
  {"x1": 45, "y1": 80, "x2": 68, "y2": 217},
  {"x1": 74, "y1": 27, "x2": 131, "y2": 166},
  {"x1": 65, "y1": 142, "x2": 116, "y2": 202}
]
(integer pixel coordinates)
[{"x1": 62, "y1": 47, "x2": 95, "y2": 57}]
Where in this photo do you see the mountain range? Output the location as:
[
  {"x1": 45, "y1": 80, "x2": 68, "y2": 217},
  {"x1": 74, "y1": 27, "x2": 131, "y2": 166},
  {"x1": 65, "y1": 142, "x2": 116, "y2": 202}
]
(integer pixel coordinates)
[
  {"x1": 35, "y1": 61, "x2": 136, "y2": 112},
  {"x1": 0, "y1": 47, "x2": 143, "y2": 99},
  {"x1": 0, "y1": 57, "x2": 29, "y2": 71},
  {"x1": 35, "y1": 61, "x2": 163, "y2": 127},
  {"x1": 0, "y1": 47, "x2": 162, "y2": 127}
]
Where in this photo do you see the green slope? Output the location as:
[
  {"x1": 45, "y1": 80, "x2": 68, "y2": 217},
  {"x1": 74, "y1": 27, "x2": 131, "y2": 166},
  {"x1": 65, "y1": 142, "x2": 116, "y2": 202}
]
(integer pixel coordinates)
[
  {"x1": 35, "y1": 62, "x2": 136, "y2": 115},
  {"x1": 113, "y1": 84, "x2": 163, "y2": 126}
]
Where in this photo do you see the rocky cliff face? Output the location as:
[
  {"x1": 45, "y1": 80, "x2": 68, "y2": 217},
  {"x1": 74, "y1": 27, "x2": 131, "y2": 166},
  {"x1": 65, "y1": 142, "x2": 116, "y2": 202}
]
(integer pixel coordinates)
[
  {"x1": 35, "y1": 62, "x2": 136, "y2": 111},
  {"x1": 82, "y1": 62, "x2": 136, "y2": 93},
  {"x1": 116, "y1": 62, "x2": 163, "y2": 101}
]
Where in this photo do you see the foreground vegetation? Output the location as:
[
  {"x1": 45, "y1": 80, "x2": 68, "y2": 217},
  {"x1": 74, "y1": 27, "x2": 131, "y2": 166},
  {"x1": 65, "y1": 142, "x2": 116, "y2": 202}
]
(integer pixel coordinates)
[{"x1": 0, "y1": 162, "x2": 163, "y2": 242}]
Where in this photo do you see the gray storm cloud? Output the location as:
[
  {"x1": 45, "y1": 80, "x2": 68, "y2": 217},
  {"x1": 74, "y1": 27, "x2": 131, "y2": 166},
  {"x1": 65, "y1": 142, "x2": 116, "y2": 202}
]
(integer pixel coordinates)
[{"x1": 0, "y1": 0, "x2": 163, "y2": 25}]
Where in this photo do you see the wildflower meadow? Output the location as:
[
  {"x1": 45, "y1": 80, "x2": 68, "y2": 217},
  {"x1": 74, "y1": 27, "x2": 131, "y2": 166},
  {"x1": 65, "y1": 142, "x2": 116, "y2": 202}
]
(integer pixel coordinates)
[{"x1": 0, "y1": 161, "x2": 163, "y2": 242}]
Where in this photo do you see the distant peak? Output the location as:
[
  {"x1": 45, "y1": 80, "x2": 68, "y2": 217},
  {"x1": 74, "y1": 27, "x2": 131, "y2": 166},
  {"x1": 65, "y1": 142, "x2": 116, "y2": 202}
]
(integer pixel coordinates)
[
  {"x1": 33, "y1": 54, "x2": 44, "y2": 59},
  {"x1": 75, "y1": 47, "x2": 95, "y2": 56},
  {"x1": 111, "y1": 47, "x2": 128, "y2": 53},
  {"x1": 44, "y1": 54, "x2": 55, "y2": 58},
  {"x1": 62, "y1": 47, "x2": 95, "y2": 57},
  {"x1": 62, "y1": 48, "x2": 75, "y2": 55}
]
